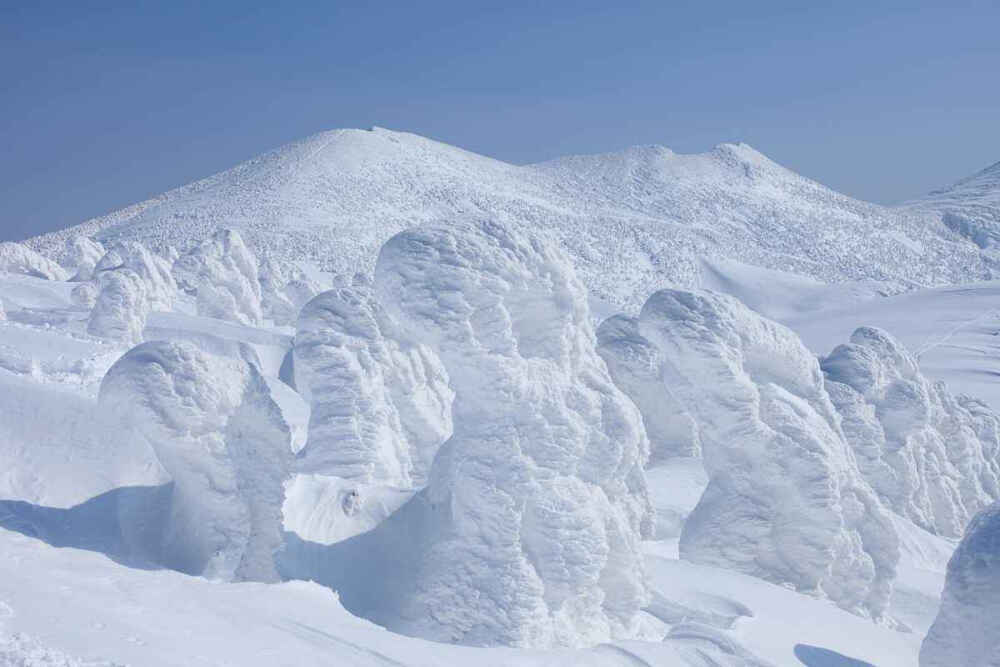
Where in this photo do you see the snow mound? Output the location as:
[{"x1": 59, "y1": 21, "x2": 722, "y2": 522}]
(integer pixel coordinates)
[
  {"x1": 60, "y1": 235, "x2": 105, "y2": 282},
  {"x1": 172, "y1": 229, "x2": 263, "y2": 325},
  {"x1": 87, "y1": 269, "x2": 149, "y2": 345},
  {"x1": 919, "y1": 501, "x2": 1000, "y2": 666},
  {"x1": 631, "y1": 289, "x2": 899, "y2": 619},
  {"x1": 822, "y1": 327, "x2": 1000, "y2": 538},
  {"x1": 362, "y1": 219, "x2": 653, "y2": 647},
  {"x1": 0, "y1": 242, "x2": 68, "y2": 281},
  {"x1": 596, "y1": 314, "x2": 701, "y2": 461},
  {"x1": 93, "y1": 241, "x2": 176, "y2": 310},
  {"x1": 98, "y1": 340, "x2": 292, "y2": 581},
  {"x1": 259, "y1": 254, "x2": 322, "y2": 325}
]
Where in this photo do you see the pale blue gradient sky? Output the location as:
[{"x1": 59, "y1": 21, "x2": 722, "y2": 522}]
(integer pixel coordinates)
[{"x1": 2, "y1": 1, "x2": 998, "y2": 240}]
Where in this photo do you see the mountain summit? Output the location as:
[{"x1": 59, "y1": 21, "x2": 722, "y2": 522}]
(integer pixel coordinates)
[{"x1": 29, "y1": 127, "x2": 991, "y2": 309}]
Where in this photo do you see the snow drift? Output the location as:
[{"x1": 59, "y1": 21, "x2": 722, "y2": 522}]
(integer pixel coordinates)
[
  {"x1": 98, "y1": 340, "x2": 292, "y2": 581},
  {"x1": 609, "y1": 289, "x2": 899, "y2": 619},
  {"x1": 919, "y1": 501, "x2": 1000, "y2": 666},
  {"x1": 822, "y1": 327, "x2": 1000, "y2": 538}
]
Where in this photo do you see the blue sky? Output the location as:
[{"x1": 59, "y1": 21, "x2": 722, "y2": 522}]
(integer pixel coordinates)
[{"x1": 2, "y1": 1, "x2": 998, "y2": 240}]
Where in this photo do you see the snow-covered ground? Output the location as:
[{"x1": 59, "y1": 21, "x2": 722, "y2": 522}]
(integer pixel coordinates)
[{"x1": 3, "y1": 129, "x2": 999, "y2": 666}]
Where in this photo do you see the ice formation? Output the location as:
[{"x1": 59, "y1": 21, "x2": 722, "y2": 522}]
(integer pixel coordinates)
[
  {"x1": 0, "y1": 241, "x2": 68, "y2": 281},
  {"x1": 87, "y1": 269, "x2": 150, "y2": 345},
  {"x1": 628, "y1": 289, "x2": 898, "y2": 619},
  {"x1": 60, "y1": 235, "x2": 105, "y2": 281},
  {"x1": 98, "y1": 340, "x2": 292, "y2": 581},
  {"x1": 919, "y1": 501, "x2": 1000, "y2": 666},
  {"x1": 173, "y1": 229, "x2": 263, "y2": 325},
  {"x1": 259, "y1": 254, "x2": 322, "y2": 325},
  {"x1": 292, "y1": 284, "x2": 453, "y2": 487},
  {"x1": 350, "y1": 219, "x2": 654, "y2": 648},
  {"x1": 822, "y1": 327, "x2": 1000, "y2": 538},
  {"x1": 93, "y1": 241, "x2": 176, "y2": 310},
  {"x1": 596, "y1": 314, "x2": 701, "y2": 461}
]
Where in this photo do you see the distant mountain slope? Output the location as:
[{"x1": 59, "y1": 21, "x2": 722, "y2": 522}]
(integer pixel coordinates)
[
  {"x1": 903, "y1": 160, "x2": 1000, "y2": 250},
  {"x1": 27, "y1": 127, "x2": 992, "y2": 309}
]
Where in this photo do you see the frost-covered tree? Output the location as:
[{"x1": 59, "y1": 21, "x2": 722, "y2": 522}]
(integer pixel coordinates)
[
  {"x1": 625, "y1": 289, "x2": 899, "y2": 620},
  {"x1": 822, "y1": 327, "x2": 1000, "y2": 538},
  {"x1": 259, "y1": 254, "x2": 322, "y2": 325},
  {"x1": 94, "y1": 241, "x2": 176, "y2": 310},
  {"x1": 60, "y1": 235, "x2": 105, "y2": 282},
  {"x1": 0, "y1": 241, "x2": 68, "y2": 281},
  {"x1": 172, "y1": 229, "x2": 262, "y2": 325},
  {"x1": 87, "y1": 269, "x2": 149, "y2": 345},
  {"x1": 920, "y1": 501, "x2": 1000, "y2": 667},
  {"x1": 354, "y1": 219, "x2": 654, "y2": 648},
  {"x1": 99, "y1": 340, "x2": 292, "y2": 582},
  {"x1": 293, "y1": 285, "x2": 453, "y2": 488}
]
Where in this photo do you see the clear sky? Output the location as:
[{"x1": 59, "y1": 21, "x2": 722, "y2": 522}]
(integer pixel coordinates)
[{"x1": 2, "y1": 1, "x2": 998, "y2": 241}]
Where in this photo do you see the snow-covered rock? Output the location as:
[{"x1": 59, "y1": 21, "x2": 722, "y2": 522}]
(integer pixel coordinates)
[
  {"x1": 292, "y1": 285, "x2": 453, "y2": 488},
  {"x1": 359, "y1": 219, "x2": 653, "y2": 648},
  {"x1": 173, "y1": 229, "x2": 263, "y2": 325},
  {"x1": 822, "y1": 327, "x2": 1000, "y2": 538},
  {"x1": 597, "y1": 314, "x2": 701, "y2": 461},
  {"x1": 93, "y1": 241, "x2": 175, "y2": 310},
  {"x1": 87, "y1": 269, "x2": 149, "y2": 345},
  {"x1": 919, "y1": 501, "x2": 1000, "y2": 666},
  {"x1": 633, "y1": 289, "x2": 898, "y2": 620},
  {"x1": 60, "y1": 235, "x2": 105, "y2": 281},
  {"x1": 98, "y1": 340, "x2": 292, "y2": 582},
  {"x1": 259, "y1": 255, "x2": 322, "y2": 325},
  {"x1": 0, "y1": 241, "x2": 68, "y2": 281}
]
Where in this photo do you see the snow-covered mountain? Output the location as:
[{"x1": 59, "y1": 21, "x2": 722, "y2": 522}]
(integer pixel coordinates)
[
  {"x1": 4, "y1": 131, "x2": 1000, "y2": 666},
  {"x1": 27, "y1": 127, "x2": 994, "y2": 309},
  {"x1": 904, "y1": 160, "x2": 1000, "y2": 250}
]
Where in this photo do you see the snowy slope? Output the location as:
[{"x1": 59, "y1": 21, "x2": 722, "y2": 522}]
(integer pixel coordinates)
[
  {"x1": 904, "y1": 160, "x2": 1000, "y2": 250},
  {"x1": 26, "y1": 127, "x2": 992, "y2": 310}
]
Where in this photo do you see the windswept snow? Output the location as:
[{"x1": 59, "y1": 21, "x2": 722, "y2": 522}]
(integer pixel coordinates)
[
  {"x1": 172, "y1": 229, "x2": 263, "y2": 325},
  {"x1": 0, "y1": 241, "x2": 68, "y2": 281},
  {"x1": 93, "y1": 241, "x2": 176, "y2": 311},
  {"x1": 905, "y1": 159, "x2": 1000, "y2": 251},
  {"x1": 87, "y1": 269, "x2": 149, "y2": 345}
]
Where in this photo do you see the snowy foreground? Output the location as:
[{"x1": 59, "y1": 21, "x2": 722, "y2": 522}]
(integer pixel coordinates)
[{"x1": 2, "y1": 132, "x2": 1000, "y2": 666}]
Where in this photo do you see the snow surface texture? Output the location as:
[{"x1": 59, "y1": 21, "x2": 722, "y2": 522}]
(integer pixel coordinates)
[
  {"x1": 93, "y1": 241, "x2": 175, "y2": 311},
  {"x1": 172, "y1": 228, "x2": 263, "y2": 325},
  {"x1": 86, "y1": 269, "x2": 149, "y2": 345},
  {"x1": 98, "y1": 340, "x2": 292, "y2": 582},
  {"x1": 920, "y1": 501, "x2": 1000, "y2": 667},
  {"x1": 0, "y1": 242, "x2": 68, "y2": 281},
  {"x1": 26, "y1": 128, "x2": 992, "y2": 312},
  {"x1": 616, "y1": 289, "x2": 899, "y2": 619},
  {"x1": 344, "y1": 219, "x2": 654, "y2": 648},
  {"x1": 822, "y1": 326, "x2": 1000, "y2": 538}
]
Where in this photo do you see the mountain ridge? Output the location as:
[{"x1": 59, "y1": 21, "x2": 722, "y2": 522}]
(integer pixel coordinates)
[{"x1": 27, "y1": 126, "x2": 993, "y2": 310}]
